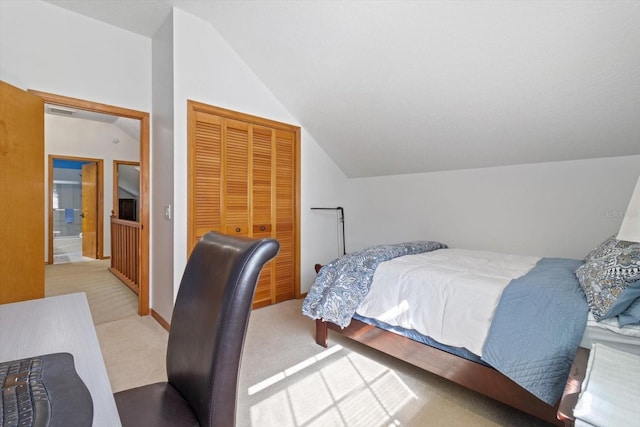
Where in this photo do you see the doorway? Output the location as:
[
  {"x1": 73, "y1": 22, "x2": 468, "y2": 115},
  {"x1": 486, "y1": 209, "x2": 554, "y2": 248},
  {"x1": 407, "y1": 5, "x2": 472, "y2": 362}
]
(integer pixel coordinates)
[
  {"x1": 32, "y1": 89, "x2": 150, "y2": 316},
  {"x1": 113, "y1": 161, "x2": 140, "y2": 221},
  {"x1": 49, "y1": 156, "x2": 102, "y2": 264}
]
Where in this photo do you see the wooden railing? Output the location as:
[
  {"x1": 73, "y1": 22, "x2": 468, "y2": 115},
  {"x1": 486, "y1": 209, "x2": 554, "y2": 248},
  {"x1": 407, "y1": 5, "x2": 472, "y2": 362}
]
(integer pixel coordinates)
[{"x1": 110, "y1": 213, "x2": 140, "y2": 294}]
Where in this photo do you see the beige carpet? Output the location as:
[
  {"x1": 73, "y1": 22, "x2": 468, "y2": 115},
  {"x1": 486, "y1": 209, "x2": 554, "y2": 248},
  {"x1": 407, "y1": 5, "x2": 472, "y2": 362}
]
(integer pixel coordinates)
[
  {"x1": 96, "y1": 299, "x2": 552, "y2": 427},
  {"x1": 96, "y1": 315, "x2": 169, "y2": 392},
  {"x1": 44, "y1": 258, "x2": 165, "y2": 394},
  {"x1": 45, "y1": 259, "x2": 138, "y2": 325}
]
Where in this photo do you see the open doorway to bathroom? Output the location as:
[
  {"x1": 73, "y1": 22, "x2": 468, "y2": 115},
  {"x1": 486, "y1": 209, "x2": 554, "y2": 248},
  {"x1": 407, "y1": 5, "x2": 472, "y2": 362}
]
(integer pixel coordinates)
[{"x1": 49, "y1": 156, "x2": 103, "y2": 264}]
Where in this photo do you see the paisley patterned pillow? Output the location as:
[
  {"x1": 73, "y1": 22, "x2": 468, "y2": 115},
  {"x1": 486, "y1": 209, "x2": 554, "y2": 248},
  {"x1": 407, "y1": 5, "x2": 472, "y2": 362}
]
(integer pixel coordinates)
[
  {"x1": 576, "y1": 237, "x2": 640, "y2": 320},
  {"x1": 583, "y1": 235, "x2": 618, "y2": 262}
]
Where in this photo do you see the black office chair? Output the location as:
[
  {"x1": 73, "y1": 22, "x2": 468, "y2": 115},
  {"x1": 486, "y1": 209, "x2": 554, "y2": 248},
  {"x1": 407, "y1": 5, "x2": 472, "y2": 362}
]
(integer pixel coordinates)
[{"x1": 114, "y1": 232, "x2": 280, "y2": 427}]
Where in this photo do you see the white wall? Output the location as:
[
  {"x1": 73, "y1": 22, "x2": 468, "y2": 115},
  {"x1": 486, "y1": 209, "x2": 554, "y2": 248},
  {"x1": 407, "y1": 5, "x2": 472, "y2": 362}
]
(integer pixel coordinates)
[
  {"x1": 0, "y1": 1, "x2": 150, "y2": 112},
  {"x1": 45, "y1": 115, "x2": 140, "y2": 259},
  {"x1": 150, "y1": 12, "x2": 175, "y2": 321},
  {"x1": 347, "y1": 155, "x2": 640, "y2": 259},
  {"x1": 171, "y1": 8, "x2": 348, "y2": 301},
  {"x1": 301, "y1": 131, "x2": 350, "y2": 275}
]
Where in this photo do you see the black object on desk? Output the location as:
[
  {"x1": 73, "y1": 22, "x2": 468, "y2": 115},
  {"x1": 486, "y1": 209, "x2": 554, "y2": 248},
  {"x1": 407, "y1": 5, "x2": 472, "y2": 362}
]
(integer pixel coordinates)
[{"x1": 0, "y1": 352, "x2": 93, "y2": 427}]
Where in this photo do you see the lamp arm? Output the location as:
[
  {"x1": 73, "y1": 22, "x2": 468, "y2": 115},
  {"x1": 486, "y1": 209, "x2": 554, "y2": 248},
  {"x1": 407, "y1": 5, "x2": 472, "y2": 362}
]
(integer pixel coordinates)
[{"x1": 311, "y1": 207, "x2": 346, "y2": 255}]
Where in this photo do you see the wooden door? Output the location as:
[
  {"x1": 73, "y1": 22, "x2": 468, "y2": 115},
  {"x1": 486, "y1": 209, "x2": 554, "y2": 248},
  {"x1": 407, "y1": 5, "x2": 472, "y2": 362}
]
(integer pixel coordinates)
[
  {"x1": 189, "y1": 111, "x2": 223, "y2": 252},
  {"x1": 0, "y1": 81, "x2": 45, "y2": 304},
  {"x1": 223, "y1": 118, "x2": 250, "y2": 237},
  {"x1": 81, "y1": 162, "x2": 98, "y2": 259},
  {"x1": 252, "y1": 126, "x2": 274, "y2": 307},
  {"x1": 274, "y1": 129, "x2": 296, "y2": 303}
]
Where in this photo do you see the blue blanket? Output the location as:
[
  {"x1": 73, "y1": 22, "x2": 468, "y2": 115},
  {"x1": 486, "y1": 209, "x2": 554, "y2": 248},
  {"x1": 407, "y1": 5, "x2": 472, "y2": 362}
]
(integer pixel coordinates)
[
  {"x1": 482, "y1": 258, "x2": 588, "y2": 405},
  {"x1": 302, "y1": 240, "x2": 447, "y2": 327}
]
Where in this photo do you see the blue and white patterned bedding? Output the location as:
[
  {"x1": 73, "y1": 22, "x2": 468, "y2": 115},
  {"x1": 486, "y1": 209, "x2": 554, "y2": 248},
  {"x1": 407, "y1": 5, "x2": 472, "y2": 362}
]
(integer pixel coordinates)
[
  {"x1": 301, "y1": 240, "x2": 447, "y2": 327},
  {"x1": 303, "y1": 243, "x2": 588, "y2": 406}
]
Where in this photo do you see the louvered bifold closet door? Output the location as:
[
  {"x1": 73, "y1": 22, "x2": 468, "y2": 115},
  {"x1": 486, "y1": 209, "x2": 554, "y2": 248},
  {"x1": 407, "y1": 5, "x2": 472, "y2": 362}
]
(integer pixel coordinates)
[
  {"x1": 223, "y1": 118, "x2": 250, "y2": 237},
  {"x1": 190, "y1": 111, "x2": 223, "y2": 252},
  {"x1": 251, "y1": 126, "x2": 274, "y2": 307},
  {"x1": 274, "y1": 129, "x2": 296, "y2": 302},
  {"x1": 188, "y1": 100, "x2": 299, "y2": 308}
]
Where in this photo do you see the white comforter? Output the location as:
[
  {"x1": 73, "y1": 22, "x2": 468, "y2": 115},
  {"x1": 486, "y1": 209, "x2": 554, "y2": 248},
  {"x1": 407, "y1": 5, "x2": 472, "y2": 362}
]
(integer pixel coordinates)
[{"x1": 355, "y1": 248, "x2": 540, "y2": 356}]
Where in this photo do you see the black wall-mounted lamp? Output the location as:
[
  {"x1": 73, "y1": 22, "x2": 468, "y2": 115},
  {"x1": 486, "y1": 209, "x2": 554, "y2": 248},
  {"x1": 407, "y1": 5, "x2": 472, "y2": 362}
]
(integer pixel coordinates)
[{"x1": 311, "y1": 206, "x2": 346, "y2": 255}]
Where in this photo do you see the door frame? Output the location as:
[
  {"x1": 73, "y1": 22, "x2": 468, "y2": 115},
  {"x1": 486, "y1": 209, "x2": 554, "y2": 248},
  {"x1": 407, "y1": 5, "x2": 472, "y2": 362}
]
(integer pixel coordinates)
[
  {"x1": 32, "y1": 90, "x2": 150, "y2": 316},
  {"x1": 113, "y1": 160, "x2": 140, "y2": 220},
  {"x1": 48, "y1": 156, "x2": 103, "y2": 263}
]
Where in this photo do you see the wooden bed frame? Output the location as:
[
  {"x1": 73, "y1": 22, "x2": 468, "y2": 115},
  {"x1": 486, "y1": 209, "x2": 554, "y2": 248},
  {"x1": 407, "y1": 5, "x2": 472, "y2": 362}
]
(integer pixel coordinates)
[
  {"x1": 315, "y1": 318, "x2": 565, "y2": 426},
  {"x1": 312, "y1": 264, "x2": 566, "y2": 426}
]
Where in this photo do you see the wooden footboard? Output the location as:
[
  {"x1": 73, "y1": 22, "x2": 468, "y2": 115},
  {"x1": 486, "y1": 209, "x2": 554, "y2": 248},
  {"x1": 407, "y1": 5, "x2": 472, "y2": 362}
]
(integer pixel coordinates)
[{"x1": 315, "y1": 318, "x2": 565, "y2": 427}]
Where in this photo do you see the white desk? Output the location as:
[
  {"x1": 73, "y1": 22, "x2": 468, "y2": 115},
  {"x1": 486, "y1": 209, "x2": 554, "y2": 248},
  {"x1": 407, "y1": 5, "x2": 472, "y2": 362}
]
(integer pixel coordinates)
[{"x1": 0, "y1": 293, "x2": 122, "y2": 427}]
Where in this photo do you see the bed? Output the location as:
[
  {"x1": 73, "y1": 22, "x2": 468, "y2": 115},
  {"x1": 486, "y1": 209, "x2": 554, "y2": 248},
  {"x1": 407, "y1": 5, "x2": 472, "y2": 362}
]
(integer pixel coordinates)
[{"x1": 302, "y1": 237, "x2": 640, "y2": 426}]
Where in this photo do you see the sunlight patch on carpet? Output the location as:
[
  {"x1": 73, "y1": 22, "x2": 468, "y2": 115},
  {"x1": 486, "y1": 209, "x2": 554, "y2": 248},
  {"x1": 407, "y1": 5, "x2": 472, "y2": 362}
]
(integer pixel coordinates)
[
  {"x1": 249, "y1": 345, "x2": 342, "y2": 396},
  {"x1": 249, "y1": 345, "x2": 417, "y2": 426}
]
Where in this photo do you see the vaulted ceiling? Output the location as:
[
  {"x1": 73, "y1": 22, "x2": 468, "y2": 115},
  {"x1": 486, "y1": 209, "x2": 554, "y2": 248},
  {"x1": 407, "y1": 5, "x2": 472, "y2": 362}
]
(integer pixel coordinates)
[{"x1": 44, "y1": 0, "x2": 640, "y2": 178}]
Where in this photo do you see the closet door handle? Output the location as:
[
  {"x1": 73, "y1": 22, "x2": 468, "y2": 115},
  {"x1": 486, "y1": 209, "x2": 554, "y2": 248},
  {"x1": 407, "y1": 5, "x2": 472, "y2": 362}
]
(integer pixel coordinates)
[{"x1": 235, "y1": 227, "x2": 241, "y2": 233}]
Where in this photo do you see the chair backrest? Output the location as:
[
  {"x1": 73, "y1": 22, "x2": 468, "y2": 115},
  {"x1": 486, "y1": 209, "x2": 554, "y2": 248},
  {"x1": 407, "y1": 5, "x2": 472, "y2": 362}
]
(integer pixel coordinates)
[{"x1": 166, "y1": 231, "x2": 280, "y2": 427}]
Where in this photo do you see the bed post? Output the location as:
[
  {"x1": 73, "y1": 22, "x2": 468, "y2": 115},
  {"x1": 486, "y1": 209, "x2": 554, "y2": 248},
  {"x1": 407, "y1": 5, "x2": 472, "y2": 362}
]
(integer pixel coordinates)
[
  {"x1": 315, "y1": 319, "x2": 328, "y2": 347},
  {"x1": 313, "y1": 263, "x2": 329, "y2": 347}
]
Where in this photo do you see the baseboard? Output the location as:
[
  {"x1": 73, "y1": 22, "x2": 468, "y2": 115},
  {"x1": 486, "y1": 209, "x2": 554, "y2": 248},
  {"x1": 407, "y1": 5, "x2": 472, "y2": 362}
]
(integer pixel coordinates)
[{"x1": 151, "y1": 309, "x2": 170, "y2": 331}]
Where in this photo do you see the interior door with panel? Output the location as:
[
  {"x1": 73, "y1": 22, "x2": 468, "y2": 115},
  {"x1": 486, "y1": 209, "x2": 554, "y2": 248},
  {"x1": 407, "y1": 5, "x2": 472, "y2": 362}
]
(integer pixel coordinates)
[
  {"x1": 81, "y1": 162, "x2": 98, "y2": 259},
  {"x1": 223, "y1": 118, "x2": 250, "y2": 237},
  {"x1": 251, "y1": 126, "x2": 274, "y2": 307},
  {"x1": 0, "y1": 81, "x2": 45, "y2": 304},
  {"x1": 274, "y1": 129, "x2": 297, "y2": 303},
  {"x1": 189, "y1": 111, "x2": 223, "y2": 252}
]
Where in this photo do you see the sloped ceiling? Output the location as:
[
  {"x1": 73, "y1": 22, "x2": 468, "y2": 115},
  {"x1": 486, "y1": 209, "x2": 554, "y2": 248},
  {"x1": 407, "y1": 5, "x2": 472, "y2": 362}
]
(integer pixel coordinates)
[{"x1": 44, "y1": 0, "x2": 640, "y2": 178}]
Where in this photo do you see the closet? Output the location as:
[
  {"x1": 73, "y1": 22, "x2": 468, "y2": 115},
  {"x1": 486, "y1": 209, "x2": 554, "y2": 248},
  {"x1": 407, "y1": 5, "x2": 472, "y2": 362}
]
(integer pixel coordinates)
[{"x1": 187, "y1": 101, "x2": 300, "y2": 308}]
